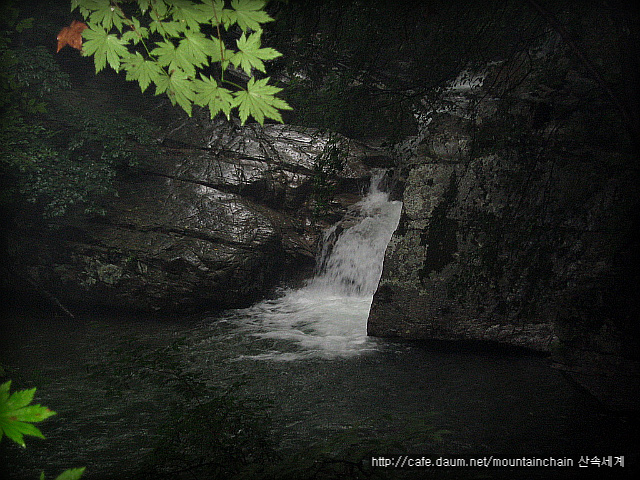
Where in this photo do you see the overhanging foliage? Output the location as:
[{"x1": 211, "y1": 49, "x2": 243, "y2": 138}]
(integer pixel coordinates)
[{"x1": 66, "y1": 0, "x2": 291, "y2": 124}]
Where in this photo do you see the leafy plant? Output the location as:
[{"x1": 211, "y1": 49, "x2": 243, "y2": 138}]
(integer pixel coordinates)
[
  {"x1": 64, "y1": 0, "x2": 292, "y2": 125},
  {"x1": 1, "y1": 104, "x2": 159, "y2": 218},
  {"x1": 1, "y1": 2, "x2": 150, "y2": 218},
  {"x1": 0, "y1": 381, "x2": 85, "y2": 480},
  {"x1": 0, "y1": 4, "x2": 63, "y2": 122}
]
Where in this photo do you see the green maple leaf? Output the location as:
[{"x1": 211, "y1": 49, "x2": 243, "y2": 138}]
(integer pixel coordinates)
[
  {"x1": 234, "y1": 77, "x2": 292, "y2": 125},
  {"x1": 197, "y1": 0, "x2": 234, "y2": 30},
  {"x1": 231, "y1": 32, "x2": 281, "y2": 74},
  {"x1": 71, "y1": 0, "x2": 94, "y2": 18},
  {"x1": 150, "y1": 0, "x2": 169, "y2": 18},
  {"x1": 136, "y1": 0, "x2": 151, "y2": 14},
  {"x1": 170, "y1": 0, "x2": 213, "y2": 30},
  {"x1": 123, "y1": 52, "x2": 164, "y2": 92},
  {"x1": 193, "y1": 75, "x2": 234, "y2": 119},
  {"x1": 82, "y1": 25, "x2": 130, "y2": 73},
  {"x1": 229, "y1": 0, "x2": 273, "y2": 31},
  {"x1": 0, "y1": 381, "x2": 56, "y2": 448},
  {"x1": 121, "y1": 17, "x2": 149, "y2": 45},
  {"x1": 207, "y1": 37, "x2": 228, "y2": 64},
  {"x1": 87, "y1": 0, "x2": 125, "y2": 32},
  {"x1": 149, "y1": 20, "x2": 186, "y2": 37},
  {"x1": 155, "y1": 70, "x2": 196, "y2": 116},
  {"x1": 178, "y1": 32, "x2": 216, "y2": 67},
  {"x1": 151, "y1": 39, "x2": 196, "y2": 77}
]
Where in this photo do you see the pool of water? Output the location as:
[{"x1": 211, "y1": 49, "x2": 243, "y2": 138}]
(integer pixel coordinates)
[{"x1": 1, "y1": 309, "x2": 637, "y2": 480}]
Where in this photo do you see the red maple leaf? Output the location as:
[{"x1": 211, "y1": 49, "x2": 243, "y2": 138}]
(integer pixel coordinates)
[{"x1": 56, "y1": 20, "x2": 88, "y2": 53}]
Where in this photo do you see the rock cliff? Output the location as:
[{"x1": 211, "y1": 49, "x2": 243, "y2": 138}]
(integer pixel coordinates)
[{"x1": 368, "y1": 52, "x2": 640, "y2": 410}]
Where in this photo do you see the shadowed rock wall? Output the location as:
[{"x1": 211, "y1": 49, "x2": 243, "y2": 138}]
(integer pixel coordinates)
[{"x1": 368, "y1": 52, "x2": 640, "y2": 410}]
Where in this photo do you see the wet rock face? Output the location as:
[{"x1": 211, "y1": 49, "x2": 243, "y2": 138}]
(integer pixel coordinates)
[
  {"x1": 367, "y1": 156, "x2": 558, "y2": 352},
  {"x1": 367, "y1": 56, "x2": 640, "y2": 409},
  {"x1": 5, "y1": 115, "x2": 383, "y2": 313},
  {"x1": 373, "y1": 117, "x2": 639, "y2": 347}
]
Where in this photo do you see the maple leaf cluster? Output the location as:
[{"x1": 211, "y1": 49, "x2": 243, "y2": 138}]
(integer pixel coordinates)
[
  {"x1": 57, "y1": 20, "x2": 88, "y2": 53},
  {"x1": 54, "y1": 0, "x2": 291, "y2": 125}
]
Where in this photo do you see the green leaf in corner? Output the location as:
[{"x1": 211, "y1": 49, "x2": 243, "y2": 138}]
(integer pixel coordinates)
[
  {"x1": 0, "y1": 381, "x2": 56, "y2": 448},
  {"x1": 234, "y1": 77, "x2": 291, "y2": 125},
  {"x1": 39, "y1": 467, "x2": 86, "y2": 480}
]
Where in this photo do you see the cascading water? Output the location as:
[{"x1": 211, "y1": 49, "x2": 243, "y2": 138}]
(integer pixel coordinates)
[{"x1": 226, "y1": 172, "x2": 402, "y2": 360}]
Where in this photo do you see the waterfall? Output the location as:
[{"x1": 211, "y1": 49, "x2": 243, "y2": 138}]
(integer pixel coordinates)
[
  {"x1": 227, "y1": 171, "x2": 403, "y2": 360},
  {"x1": 310, "y1": 174, "x2": 403, "y2": 296}
]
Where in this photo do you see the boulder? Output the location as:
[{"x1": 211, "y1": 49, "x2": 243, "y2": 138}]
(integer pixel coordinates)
[{"x1": 5, "y1": 113, "x2": 386, "y2": 314}]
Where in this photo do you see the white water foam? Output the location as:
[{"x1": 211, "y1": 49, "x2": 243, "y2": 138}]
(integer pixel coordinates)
[{"x1": 228, "y1": 173, "x2": 402, "y2": 360}]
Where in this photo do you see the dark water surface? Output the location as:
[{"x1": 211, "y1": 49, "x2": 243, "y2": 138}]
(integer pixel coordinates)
[{"x1": 1, "y1": 309, "x2": 637, "y2": 480}]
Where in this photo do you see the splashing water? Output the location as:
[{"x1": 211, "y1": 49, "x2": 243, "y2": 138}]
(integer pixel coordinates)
[{"x1": 226, "y1": 173, "x2": 402, "y2": 360}]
